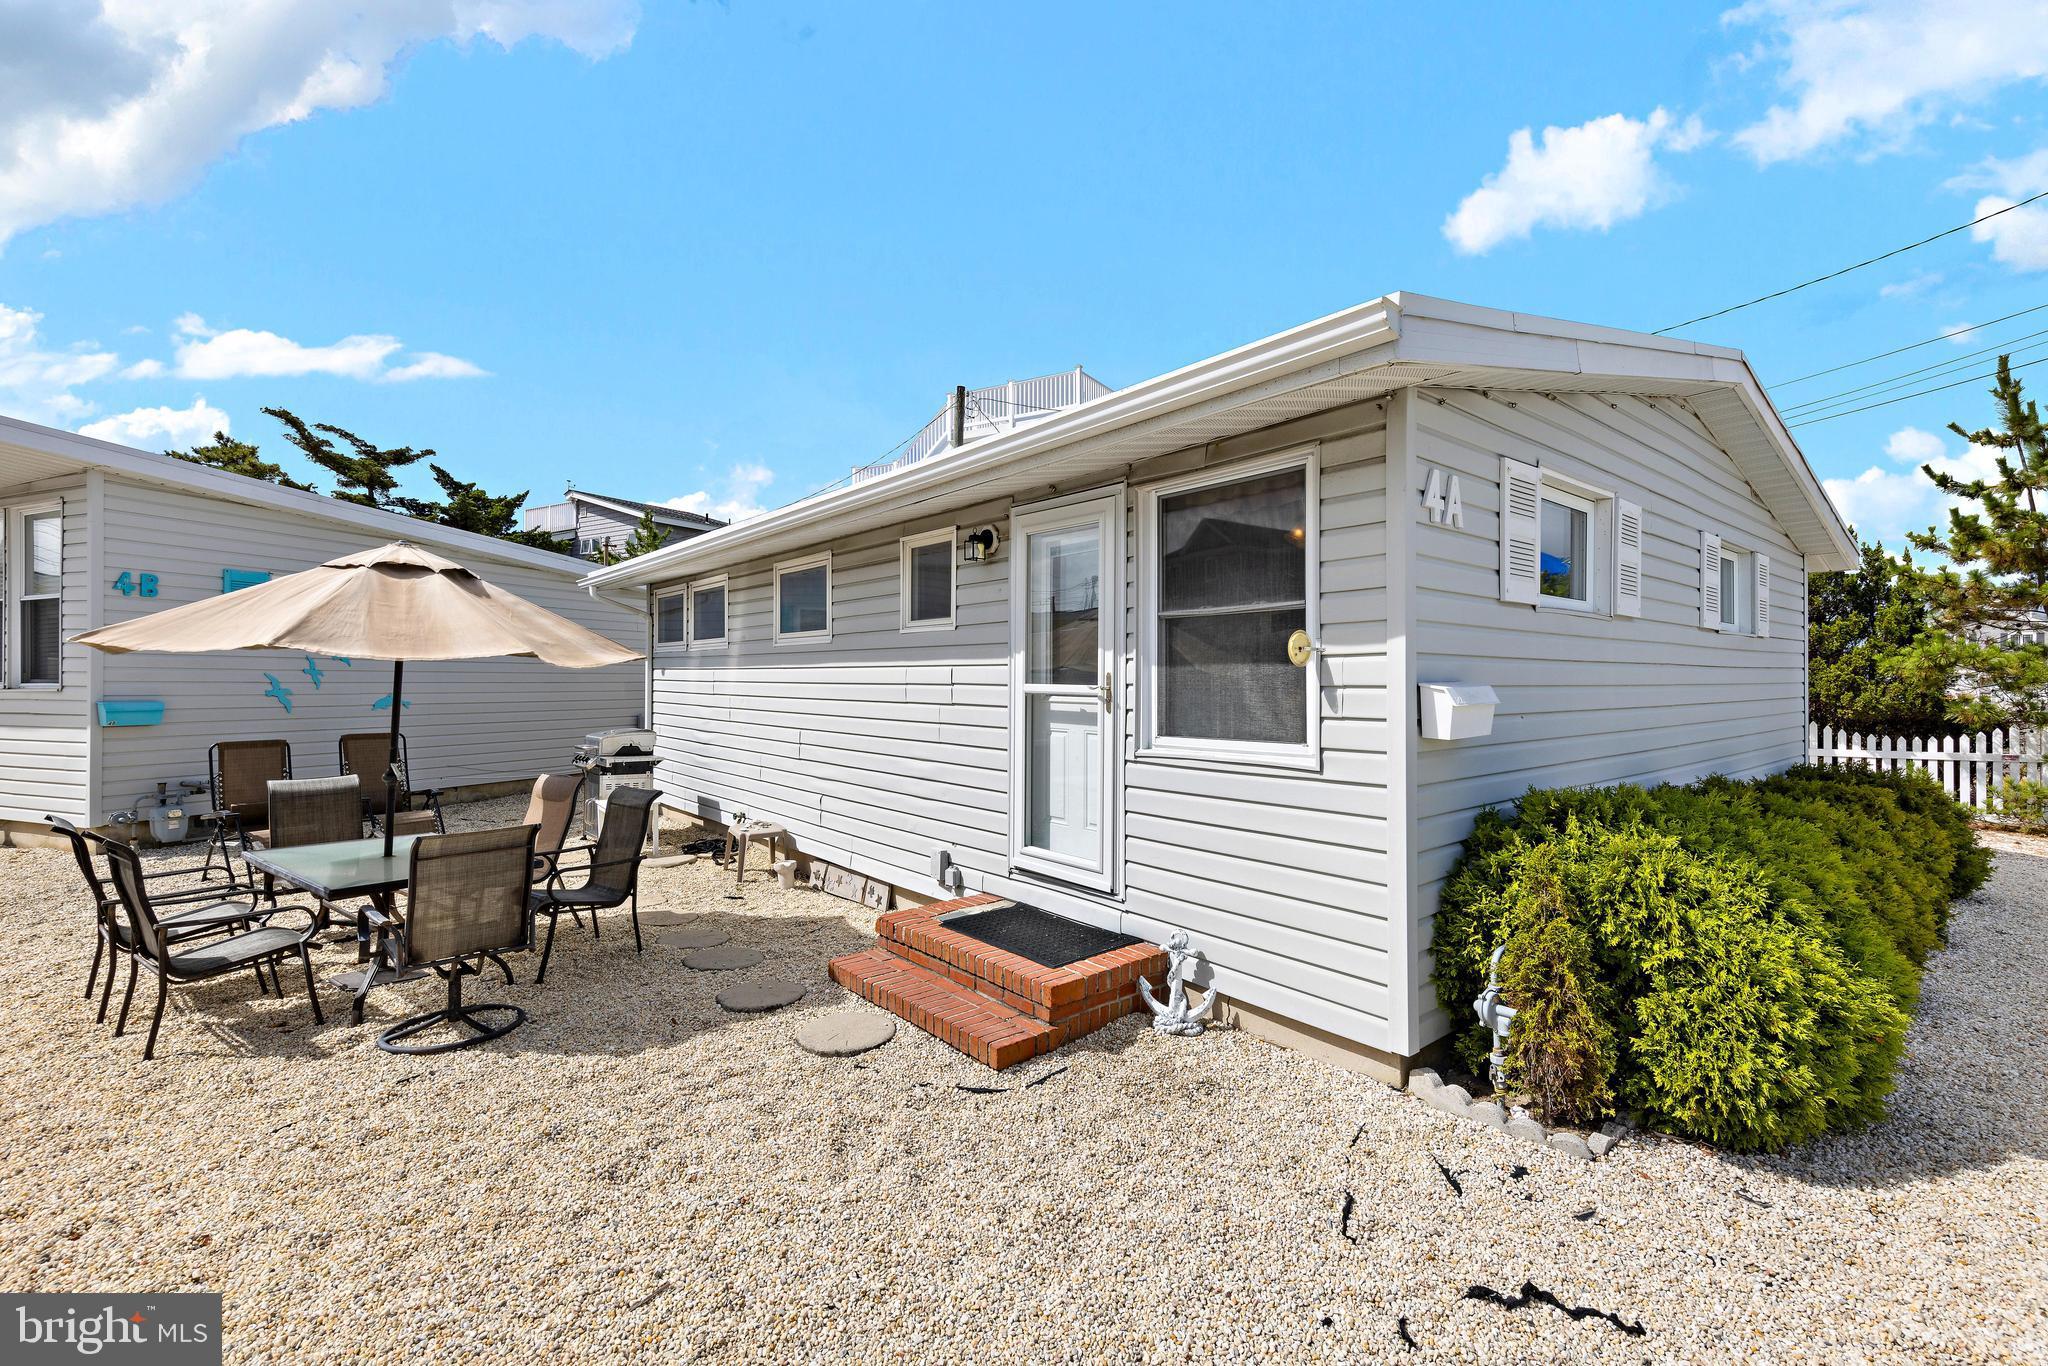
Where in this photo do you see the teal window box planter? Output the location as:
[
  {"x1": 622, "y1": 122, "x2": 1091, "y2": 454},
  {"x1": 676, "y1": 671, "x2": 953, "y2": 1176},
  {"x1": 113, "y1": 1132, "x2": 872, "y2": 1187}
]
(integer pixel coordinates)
[
  {"x1": 222, "y1": 569, "x2": 271, "y2": 593},
  {"x1": 97, "y1": 700, "x2": 166, "y2": 727}
]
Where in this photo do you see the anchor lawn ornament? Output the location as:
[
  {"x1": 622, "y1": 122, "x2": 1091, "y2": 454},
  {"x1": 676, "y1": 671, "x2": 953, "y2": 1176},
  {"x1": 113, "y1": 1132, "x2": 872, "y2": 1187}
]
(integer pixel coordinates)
[{"x1": 1138, "y1": 932, "x2": 1216, "y2": 1036}]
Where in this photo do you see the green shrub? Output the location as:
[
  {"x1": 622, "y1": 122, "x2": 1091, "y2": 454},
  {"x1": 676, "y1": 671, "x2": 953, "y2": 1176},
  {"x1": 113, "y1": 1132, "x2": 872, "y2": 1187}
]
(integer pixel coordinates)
[
  {"x1": 1432, "y1": 764, "x2": 1983, "y2": 1151},
  {"x1": 1992, "y1": 775, "x2": 2048, "y2": 834}
]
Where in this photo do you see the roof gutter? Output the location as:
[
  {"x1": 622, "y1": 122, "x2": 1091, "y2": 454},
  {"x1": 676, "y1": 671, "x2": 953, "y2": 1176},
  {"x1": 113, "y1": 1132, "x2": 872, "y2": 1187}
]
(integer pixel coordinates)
[{"x1": 579, "y1": 296, "x2": 1404, "y2": 590}]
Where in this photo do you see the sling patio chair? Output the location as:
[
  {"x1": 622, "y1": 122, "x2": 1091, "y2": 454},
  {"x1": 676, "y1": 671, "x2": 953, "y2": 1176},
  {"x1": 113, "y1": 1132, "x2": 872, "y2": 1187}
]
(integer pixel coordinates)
[
  {"x1": 522, "y1": 772, "x2": 583, "y2": 883},
  {"x1": 92, "y1": 831, "x2": 324, "y2": 1061},
  {"x1": 48, "y1": 816, "x2": 277, "y2": 1025},
  {"x1": 200, "y1": 738, "x2": 291, "y2": 888},
  {"x1": 527, "y1": 785, "x2": 660, "y2": 985},
  {"x1": 339, "y1": 731, "x2": 444, "y2": 838},
  {"x1": 363, "y1": 824, "x2": 539, "y2": 1054},
  {"x1": 245, "y1": 776, "x2": 364, "y2": 914}
]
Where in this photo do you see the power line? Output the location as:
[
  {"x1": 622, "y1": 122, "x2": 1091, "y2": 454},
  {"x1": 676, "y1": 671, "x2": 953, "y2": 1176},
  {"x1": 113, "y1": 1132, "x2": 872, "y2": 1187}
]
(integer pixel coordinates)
[
  {"x1": 1779, "y1": 328, "x2": 2048, "y2": 416},
  {"x1": 1655, "y1": 189, "x2": 2048, "y2": 335},
  {"x1": 1771, "y1": 301, "x2": 2048, "y2": 386},
  {"x1": 1784, "y1": 353, "x2": 2048, "y2": 427}
]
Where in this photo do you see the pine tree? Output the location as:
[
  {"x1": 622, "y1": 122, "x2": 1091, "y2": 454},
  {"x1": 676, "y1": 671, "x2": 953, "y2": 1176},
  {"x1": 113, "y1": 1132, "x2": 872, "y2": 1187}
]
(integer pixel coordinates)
[
  {"x1": 393, "y1": 464, "x2": 563, "y2": 549},
  {"x1": 261, "y1": 407, "x2": 430, "y2": 509},
  {"x1": 1891, "y1": 356, "x2": 2048, "y2": 727},
  {"x1": 1808, "y1": 538, "x2": 1963, "y2": 734},
  {"x1": 165, "y1": 431, "x2": 315, "y2": 491},
  {"x1": 618, "y1": 506, "x2": 670, "y2": 559}
]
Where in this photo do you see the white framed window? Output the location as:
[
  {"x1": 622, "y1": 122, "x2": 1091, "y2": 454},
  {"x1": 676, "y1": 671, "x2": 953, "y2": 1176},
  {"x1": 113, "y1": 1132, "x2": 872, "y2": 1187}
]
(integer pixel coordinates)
[
  {"x1": 773, "y1": 553, "x2": 831, "y2": 642},
  {"x1": 653, "y1": 587, "x2": 688, "y2": 649},
  {"x1": 1700, "y1": 533, "x2": 1771, "y2": 636},
  {"x1": 6, "y1": 504, "x2": 61, "y2": 687},
  {"x1": 1498, "y1": 457, "x2": 1614, "y2": 616},
  {"x1": 1137, "y1": 446, "x2": 1319, "y2": 768},
  {"x1": 1538, "y1": 487, "x2": 1597, "y2": 610},
  {"x1": 689, "y1": 575, "x2": 728, "y2": 648},
  {"x1": 900, "y1": 527, "x2": 956, "y2": 631}
]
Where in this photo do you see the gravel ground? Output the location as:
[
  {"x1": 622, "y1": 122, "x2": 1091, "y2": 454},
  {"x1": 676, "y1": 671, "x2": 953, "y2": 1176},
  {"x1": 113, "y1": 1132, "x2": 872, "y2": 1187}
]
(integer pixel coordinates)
[{"x1": 1, "y1": 803, "x2": 2043, "y2": 1363}]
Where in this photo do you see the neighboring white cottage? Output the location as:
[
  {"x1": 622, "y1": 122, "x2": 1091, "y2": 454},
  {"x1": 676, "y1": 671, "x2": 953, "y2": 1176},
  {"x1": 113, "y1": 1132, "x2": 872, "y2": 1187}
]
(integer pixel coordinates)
[
  {"x1": 0, "y1": 415, "x2": 646, "y2": 837},
  {"x1": 582, "y1": 293, "x2": 1856, "y2": 1075}
]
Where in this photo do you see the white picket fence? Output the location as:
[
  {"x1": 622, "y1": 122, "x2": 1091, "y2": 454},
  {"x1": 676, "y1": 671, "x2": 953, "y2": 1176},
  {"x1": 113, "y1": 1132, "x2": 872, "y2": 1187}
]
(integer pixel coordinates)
[{"x1": 1807, "y1": 723, "x2": 2046, "y2": 814}]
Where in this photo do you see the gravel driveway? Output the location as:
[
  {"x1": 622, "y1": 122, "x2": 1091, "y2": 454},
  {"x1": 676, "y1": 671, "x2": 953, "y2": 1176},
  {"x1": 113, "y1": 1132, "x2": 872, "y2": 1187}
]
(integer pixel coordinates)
[{"x1": 1, "y1": 803, "x2": 2042, "y2": 1363}]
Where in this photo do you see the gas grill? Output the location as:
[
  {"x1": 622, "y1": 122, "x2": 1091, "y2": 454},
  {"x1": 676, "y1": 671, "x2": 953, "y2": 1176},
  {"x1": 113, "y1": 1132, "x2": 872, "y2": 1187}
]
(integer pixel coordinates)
[{"x1": 572, "y1": 726, "x2": 657, "y2": 840}]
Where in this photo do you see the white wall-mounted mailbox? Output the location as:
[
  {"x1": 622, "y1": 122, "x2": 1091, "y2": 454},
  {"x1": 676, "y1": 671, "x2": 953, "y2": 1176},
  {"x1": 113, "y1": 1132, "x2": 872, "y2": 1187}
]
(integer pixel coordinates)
[{"x1": 1419, "y1": 682, "x2": 1498, "y2": 740}]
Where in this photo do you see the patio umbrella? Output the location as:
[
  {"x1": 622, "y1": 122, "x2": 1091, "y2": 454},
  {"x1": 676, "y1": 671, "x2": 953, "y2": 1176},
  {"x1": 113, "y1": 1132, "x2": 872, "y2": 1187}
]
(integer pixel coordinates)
[{"x1": 71, "y1": 541, "x2": 642, "y2": 856}]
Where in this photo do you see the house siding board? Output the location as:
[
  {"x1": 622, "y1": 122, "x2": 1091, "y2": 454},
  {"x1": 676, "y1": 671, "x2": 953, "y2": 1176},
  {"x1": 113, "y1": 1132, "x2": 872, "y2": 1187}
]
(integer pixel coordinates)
[
  {"x1": 648, "y1": 401, "x2": 1401, "y2": 1051},
  {"x1": 88, "y1": 478, "x2": 642, "y2": 821},
  {"x1": 1405, "y1": 389, "x2": 1809, "y2": 1045},
  {"x1": 0, "y1": 478, "x2": 92, "y2": 823}
]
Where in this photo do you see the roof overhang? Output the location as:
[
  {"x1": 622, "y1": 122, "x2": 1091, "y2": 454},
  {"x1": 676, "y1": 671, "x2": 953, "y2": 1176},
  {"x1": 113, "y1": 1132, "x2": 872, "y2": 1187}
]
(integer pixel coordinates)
[
  {"x1": 580, "y1": 290, "x2": 1850, "y2": 590},
  {"x1": 0, "y1": 414, "x2": 597, "y2": 577},
  {"x1": 570, "y1": 489, "x2": 722, "y2": 530}
]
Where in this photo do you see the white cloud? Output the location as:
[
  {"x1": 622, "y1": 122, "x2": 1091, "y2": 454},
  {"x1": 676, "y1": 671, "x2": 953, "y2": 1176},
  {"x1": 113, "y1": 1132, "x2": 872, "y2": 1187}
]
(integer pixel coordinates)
[
  {"x1": 381, "y1": 351, "x2": 488, "y2": 382},
  {"x1": 1878, "y1": 271, "x2": 1942, "y2": 299},
  {"x1": 1942, "y1": 323, "x2": 1982, "y2": 346},
  {"x1": 167, "y1": 314, "x2": 486, "y2": 382},
  {"x1": 121, "y1": 357, "x2": 165, "y2": 379},
  {"x1": 1949, "y1": 148, "x2": 2048, "y2": 272},
  {"x1": 1884, "y1": 426, "x2": 1946, "y2": 463},
  {"x1": 78, "y1": 397, "x2": 230, "y2": 449},
  {"x1": 1443, "y1": 109, "x2": 1706, "y2": 255},
  {"x1": 666, "y1": 461, "x2": 775, "y2": 525},
  {"x1": 1726, "y1": 0, "x2": 2048, "y2": 164},
  {"x1": 1825, "y1": 426, "x2": 2003, "y2": 548},
  {"x1": 0, "y1": 302, "x2": 120, "y2": 422},
  {"x1": 0, "y1": 1, "x2": 640, "y2": 249}
]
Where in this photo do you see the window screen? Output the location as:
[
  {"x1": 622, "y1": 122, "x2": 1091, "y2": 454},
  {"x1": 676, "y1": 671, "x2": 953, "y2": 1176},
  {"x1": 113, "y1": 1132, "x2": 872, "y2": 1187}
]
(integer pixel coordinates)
[
  {"x1": 18, "y1": 511, "x2": 59, "y2": 685},
  {"x1": 691, "y1": 583, "x2": 726, "y2": 642},
  {"x1": 907, "y1": 540, "x2": 952, "y2": 624},
  {"x1": 778, "y1": 564, "x2": 828, "y2": 635},
  {"x1": 1156, "y1": 467, "x2": 1308, "y2": 746},
  {"x1": 654, "y1": 593, "x2": 687, "y2": 645}
]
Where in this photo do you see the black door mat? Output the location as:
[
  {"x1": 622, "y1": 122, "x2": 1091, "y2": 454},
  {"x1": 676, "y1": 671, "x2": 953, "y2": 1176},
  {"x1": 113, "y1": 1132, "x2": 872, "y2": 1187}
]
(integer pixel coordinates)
[{"x1": 938, "y1": 902, "x2": 1143, "y2": 969}]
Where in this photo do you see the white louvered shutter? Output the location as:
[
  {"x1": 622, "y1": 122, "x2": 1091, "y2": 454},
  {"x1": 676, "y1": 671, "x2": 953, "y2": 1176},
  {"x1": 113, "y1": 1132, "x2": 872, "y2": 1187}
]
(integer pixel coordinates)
[
  {"x1": 1752, "y1": 553, "x2": 1771, "y2": 638},
  {"x1": 1498, "y1": 457, "x2": 1542, "y2": 605},
  {"x1": 1614, "y1": 500, "x2": 1644, "y2": 618},
  {"x1": 1699, "y1": 529, "x2": 1723, "y2": 630}
]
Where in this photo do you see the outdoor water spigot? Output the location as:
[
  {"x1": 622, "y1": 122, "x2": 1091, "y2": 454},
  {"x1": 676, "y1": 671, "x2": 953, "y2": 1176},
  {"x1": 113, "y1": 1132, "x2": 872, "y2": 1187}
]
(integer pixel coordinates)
[{"x1": 1473, "y1": 945, "x2": 1517, "y2": 1091}]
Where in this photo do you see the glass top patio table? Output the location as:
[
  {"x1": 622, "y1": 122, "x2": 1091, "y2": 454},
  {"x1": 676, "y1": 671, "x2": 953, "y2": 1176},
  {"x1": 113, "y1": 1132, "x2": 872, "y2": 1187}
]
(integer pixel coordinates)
[{"x1": 242, "y1": 836, "x2": 421, "y2": 901}]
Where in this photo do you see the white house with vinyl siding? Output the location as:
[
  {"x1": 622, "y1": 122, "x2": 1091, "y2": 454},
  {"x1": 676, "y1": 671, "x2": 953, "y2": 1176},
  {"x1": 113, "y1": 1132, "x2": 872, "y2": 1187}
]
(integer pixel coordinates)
[
  {"x1": 0, "y1": 415, "x2": 644, "y2": 839},
  {"x1": 583, "y1": 293, "x2": 1856, "y2": 1075}
]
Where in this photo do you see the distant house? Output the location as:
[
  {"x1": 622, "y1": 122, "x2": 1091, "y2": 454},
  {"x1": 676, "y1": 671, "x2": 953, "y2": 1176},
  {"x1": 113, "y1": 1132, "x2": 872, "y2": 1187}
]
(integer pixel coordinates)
[
  {"x1": 0, "y1": 415, "x2": 645, "y2": 835},
  {"x1": 523, "y1": 489, "x2": 725, "y2": 560}
]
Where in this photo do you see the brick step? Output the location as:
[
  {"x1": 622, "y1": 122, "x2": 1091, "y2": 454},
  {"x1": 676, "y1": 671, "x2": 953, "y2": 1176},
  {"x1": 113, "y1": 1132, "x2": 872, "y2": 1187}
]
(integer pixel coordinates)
[
  {"x1": 875, "y1": 894, "x2": 1167, "y2": 1026},
  {"x1": 828, "y1": 948, "x2": 1059, "y2": 1071}
]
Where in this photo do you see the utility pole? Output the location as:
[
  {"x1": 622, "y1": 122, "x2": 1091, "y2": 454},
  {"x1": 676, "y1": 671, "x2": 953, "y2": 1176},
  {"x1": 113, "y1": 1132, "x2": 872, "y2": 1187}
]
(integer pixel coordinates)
[{"x1": 951, "y1": 384, "x2": 966, "y2": 449}]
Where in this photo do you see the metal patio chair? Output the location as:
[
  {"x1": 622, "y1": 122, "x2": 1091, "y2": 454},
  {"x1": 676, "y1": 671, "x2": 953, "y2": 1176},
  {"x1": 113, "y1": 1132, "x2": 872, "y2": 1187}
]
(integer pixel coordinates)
[
  {"x1": 365, "y1": 824, "x2": 539, "y2": 1054},
  {"x1": 49, "y1": 816, "x2": 276, "y2": 1024},
  {"x1": 522, "y1": 772, "x2": 584, "y2": 883},
  {"x1": 339, "y1": 732, "x2": 444, "y2": 837},
  {"x1": 528, "y1": 785, "x2": 660, "y2": 985},
  {"x1": 245, "y1": 776, "x2": 363, "y2": 911},
  {"x1": 200, "y1": 738, "x2": 291, "y2": 887},
  {"x1": 93, "y1": 832, "x2": 324, "y2": 1061}
]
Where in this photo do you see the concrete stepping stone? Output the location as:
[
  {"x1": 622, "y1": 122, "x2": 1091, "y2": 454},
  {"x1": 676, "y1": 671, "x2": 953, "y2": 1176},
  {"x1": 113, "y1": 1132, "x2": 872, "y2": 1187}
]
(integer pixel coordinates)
[
  {"x1": 683, "y1": 945, "x2": 764, "y2": 971},
  {"x1": 797, "y1": 1011, "x2": 895, "y2": 1056},
  {"x1": 654, "y1": 926, "x2": 730, "y2": 950},
  {"x1": 717, "y1": 981, "x2": 806, "y2": 1013}
]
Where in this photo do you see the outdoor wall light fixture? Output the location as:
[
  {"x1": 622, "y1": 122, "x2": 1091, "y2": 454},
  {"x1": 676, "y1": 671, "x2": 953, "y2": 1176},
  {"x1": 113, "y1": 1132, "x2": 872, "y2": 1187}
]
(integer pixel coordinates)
[{"x1": 959, "y1": 525, "x2": 1001, "y2": 563}]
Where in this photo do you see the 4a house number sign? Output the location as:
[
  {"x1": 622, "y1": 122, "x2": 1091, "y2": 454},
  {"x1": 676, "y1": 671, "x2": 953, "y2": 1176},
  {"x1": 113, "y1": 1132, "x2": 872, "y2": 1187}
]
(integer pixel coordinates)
[{"x1": 1420, "y1": 467, "x2": 1464, "y2": 527}]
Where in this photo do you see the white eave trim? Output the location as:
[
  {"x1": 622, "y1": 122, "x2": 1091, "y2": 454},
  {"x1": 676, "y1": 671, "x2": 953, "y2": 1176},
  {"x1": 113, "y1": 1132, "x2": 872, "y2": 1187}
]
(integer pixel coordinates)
[{"x1": 0, "y1": 413, "x2": 596, "y2": 578}]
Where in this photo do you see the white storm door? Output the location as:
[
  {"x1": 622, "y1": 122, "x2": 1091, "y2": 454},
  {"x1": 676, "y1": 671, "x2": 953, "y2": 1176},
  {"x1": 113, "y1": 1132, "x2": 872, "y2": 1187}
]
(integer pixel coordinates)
[{"x1": 1010, "y1": 493, "x2": 1121, "y2": 892}]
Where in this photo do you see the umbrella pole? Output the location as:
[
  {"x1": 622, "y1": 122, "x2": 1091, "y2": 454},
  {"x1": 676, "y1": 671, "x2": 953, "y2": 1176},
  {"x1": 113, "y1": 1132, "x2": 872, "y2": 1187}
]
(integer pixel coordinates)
[{"x1": 383, "y1": 660, "x2": 404, "y2": 859}]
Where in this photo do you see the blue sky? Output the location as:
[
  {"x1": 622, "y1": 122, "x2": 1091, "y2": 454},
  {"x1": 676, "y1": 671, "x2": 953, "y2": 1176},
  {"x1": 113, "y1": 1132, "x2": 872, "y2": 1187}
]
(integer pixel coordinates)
[{"x1": 3, "y1": 1, "x2": 2046, "y2": 547}]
